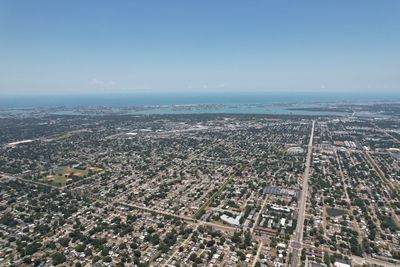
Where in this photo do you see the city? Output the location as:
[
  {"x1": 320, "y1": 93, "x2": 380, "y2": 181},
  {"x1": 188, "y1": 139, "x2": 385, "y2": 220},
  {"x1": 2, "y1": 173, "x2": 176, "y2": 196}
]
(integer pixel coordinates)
[
  {"x1": 1, "y1": 105, "x2": 399, "y2": 266},
  {"x1": 1, "y1": 1, "x2": 400, "y2": 266}
]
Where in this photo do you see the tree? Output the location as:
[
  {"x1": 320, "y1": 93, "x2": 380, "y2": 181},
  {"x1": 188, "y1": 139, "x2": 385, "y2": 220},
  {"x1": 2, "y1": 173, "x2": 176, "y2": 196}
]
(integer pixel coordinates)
[
  {"x1": 324, "y1": 252, "x2": 331, "y2": 266},
  {"x1": 0, "y1": 213, "x2": 17, "y2": 227},
  {"x1": 25, "y1": 242, "x2": 41, "y2": 255},
  {"x1": 189, "y1": 253, "x2": 197, "y2": 262},
  {"x1": 350, "y1": 236, "x2": 363, "y2": 256},
  {"x1": 52, "y1": 252, "x2": 66, "y2": 265},
  {"x1": 134, "y1": 250, "x2": 141, "y2": 258},
  {"x1": 159, "y1": 241, "x2": 168, "y2": 253},
  {"x1": 22, "y1": 257, "x2": 32, "y2": 264},
  {"x1": 151, "y1": 234, "x2": 160, "y2": 245},
  {"x1": 103, "y1": 256, "x2": 112, "y2": 263},
  {"x1": 244, "y1": 230, "x2": 252, "y2": 247},
  {"x1": 231, "y1": 232, "x2": 241, "y2": 244},
  {"x1": 101, "y1": 246, "x2": 110, "y2": 256},
  {"x1": 75, "y1": 243, "x2": 86, "y2": 252},
  {"x1": 58, "y1": 237, "x2": 71, "y2": 247}
]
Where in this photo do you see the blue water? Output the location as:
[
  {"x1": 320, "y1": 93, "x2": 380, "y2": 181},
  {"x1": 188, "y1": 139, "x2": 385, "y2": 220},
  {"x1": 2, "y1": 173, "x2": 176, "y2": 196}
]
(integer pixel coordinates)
[{"x1": 1, "y1": 91, "x2": 400, "y2": 108}]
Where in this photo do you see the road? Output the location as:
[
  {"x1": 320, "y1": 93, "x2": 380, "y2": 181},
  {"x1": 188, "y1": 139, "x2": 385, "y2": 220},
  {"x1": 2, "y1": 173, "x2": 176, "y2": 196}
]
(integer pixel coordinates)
[
  {"x1": 1, "y1": 172, "x2": 237, "y2": 234},
  {"x1": 334, "y1": 149, "x2": 350, "y2": 203},
  {"x1": 0, "y1": 173, "x2": 63, "y2": 190},
  {"x1": 118, "y1": 201, "x2": 237, "y2": 233},
  {"x1": 364, "y1": 151, "x2": 399, "y2": 191},
  {"x1": 300, "y1": 243, "x2": 400, "y2": 267},
  {"x1": 162, "y1": 226, "x2": 198, "y2": 267},
  {"x1": 352, "y1": 255, "x2": 400, "y2": 267},
  {"x1": 363, "y1": 151, "x2": 400, "y2": 224},
  {"x1": 252, "y1": 240, "x2": 264, "y2": 267},
  {"x1": 290, "y1": 120, "x2": 315, "y2": 267},
  {"x1": 251, "y1": 195, "x2": 269, "y2": 234}
]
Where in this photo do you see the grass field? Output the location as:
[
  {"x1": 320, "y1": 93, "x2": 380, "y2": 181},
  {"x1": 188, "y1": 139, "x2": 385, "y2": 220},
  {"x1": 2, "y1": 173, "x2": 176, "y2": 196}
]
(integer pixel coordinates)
[{"x1": 40, "y1": 165, "x2": 103, "y2": 186}]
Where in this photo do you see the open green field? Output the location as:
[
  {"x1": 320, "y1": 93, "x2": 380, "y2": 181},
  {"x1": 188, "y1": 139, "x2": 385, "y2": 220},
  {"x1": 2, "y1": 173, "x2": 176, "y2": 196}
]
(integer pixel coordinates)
[{"x1": 39, "y1": 165, "x2": 103, "y2": 186}]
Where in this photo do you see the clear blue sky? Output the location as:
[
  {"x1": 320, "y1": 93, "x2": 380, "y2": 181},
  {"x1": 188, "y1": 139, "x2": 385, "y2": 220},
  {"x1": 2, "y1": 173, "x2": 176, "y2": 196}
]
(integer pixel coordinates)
[{"x1": 0, "y1": 0, "x2": 399, "y2": 95}]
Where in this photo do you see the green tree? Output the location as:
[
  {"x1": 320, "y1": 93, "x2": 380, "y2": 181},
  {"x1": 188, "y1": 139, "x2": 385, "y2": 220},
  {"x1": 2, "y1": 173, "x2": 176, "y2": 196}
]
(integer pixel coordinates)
[{"x1": 52, "y1": 252, "x2": 66, "y2": 265}]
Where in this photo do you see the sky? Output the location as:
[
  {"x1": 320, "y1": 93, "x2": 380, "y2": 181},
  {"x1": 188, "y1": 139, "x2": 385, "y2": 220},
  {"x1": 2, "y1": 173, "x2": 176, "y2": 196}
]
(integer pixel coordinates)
[{"x1": 0, "y1": 0, "x2": 399, "y2": 95}]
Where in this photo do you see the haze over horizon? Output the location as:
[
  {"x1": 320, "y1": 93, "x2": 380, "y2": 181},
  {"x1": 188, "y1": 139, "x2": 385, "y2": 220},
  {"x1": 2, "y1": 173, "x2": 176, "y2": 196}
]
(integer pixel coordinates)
[{"x1": 1, "y1": 0, "x2": 400, "y2": 95}]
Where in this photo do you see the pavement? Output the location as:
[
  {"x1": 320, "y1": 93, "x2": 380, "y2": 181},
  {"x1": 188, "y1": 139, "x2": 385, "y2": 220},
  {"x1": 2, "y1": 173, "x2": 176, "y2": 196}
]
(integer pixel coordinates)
[{"x1": 290, "y1": 120, "x2": 315, "y2": 267}]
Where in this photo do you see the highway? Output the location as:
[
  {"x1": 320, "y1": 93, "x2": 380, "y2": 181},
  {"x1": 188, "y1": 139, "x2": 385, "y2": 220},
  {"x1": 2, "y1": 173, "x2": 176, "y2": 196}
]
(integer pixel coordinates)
[{"x1": 290, "y1": 120, "x2": 315, "y2": 267}]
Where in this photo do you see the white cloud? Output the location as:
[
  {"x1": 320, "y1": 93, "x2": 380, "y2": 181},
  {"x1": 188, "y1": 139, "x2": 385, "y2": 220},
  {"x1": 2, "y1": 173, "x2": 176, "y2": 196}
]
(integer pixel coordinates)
[
  {"x1": 199, "y1": 83, "x2": 227, "y2": 89},
  {"x1": 90, "y1": 78, "x2": 116, "y2": 88}
]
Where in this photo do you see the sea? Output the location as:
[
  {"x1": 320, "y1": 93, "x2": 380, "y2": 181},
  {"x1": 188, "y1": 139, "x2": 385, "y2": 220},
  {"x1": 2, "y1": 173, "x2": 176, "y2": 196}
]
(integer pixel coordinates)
[{"x1": 1, "y1": 91, "x2": 399, "y2": 116}]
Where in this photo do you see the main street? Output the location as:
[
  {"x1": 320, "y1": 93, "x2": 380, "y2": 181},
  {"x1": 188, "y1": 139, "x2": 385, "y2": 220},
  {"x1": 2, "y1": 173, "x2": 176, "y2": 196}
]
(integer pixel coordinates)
[{"x1": 290, "y1": 120, "x2": 315, "y2": 267}]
